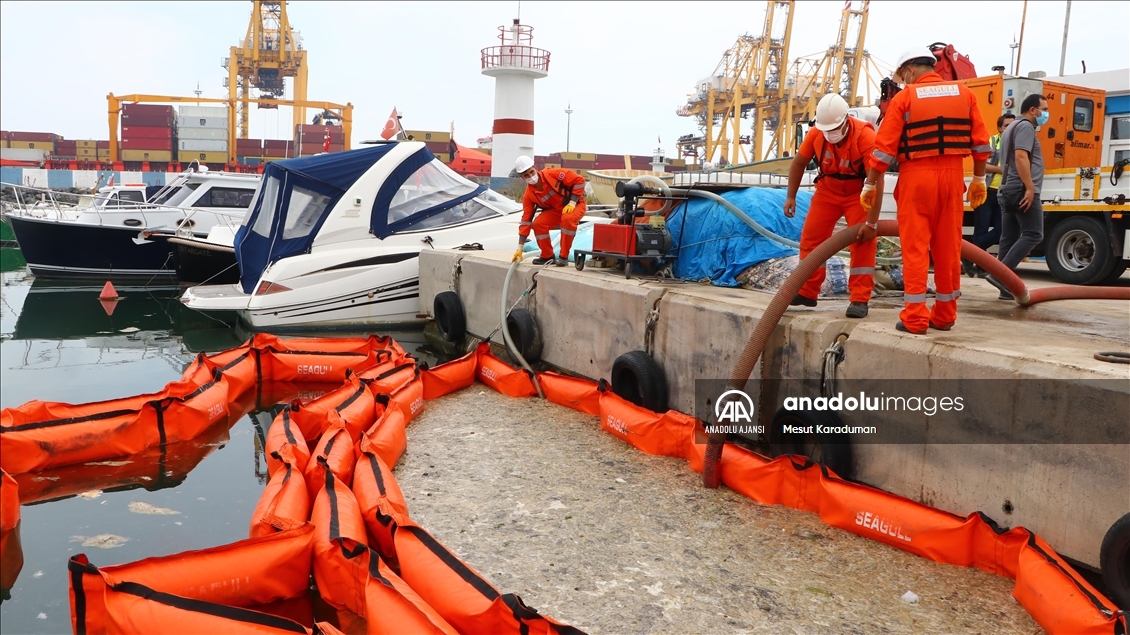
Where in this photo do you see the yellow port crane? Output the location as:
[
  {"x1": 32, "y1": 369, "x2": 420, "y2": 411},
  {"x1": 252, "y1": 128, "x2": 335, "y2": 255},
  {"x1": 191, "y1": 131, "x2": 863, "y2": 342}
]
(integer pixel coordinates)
[
  {"x1": 677, "y1": 1, "x2": 890, "y2": 166},
  {"x1": 226, "y1": 0, "x2": 309, "y2": 139}
]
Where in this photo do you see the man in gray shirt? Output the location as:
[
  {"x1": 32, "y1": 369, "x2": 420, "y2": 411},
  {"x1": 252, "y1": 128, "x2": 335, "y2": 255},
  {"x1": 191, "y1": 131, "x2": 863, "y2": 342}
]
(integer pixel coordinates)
[{"x1": 986, "y1": 93, "x2": 1049, "y2": 300}]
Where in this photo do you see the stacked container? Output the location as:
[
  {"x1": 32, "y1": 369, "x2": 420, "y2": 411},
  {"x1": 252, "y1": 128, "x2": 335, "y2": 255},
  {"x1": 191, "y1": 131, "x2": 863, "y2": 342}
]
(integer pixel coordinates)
[
  {"x1": 55, "y1": 139, "x2": 77, "y2": 158},
  {"x1": 97, "y1": 140, "x2": 110, "y2": 163},
  {"x1": 120, "y1": 104, "x2": 175, "y2": 162},
  {"x1": 75, "y1": 140, "x2": 99, "y2": 162},
  {"x1": 0, "y1": 131, "x2": 8, "y2": 148},
  {"x1": 262, "y1": 139, "x2": 294, "y2": 161},
  {"x1": 8, "y1": 132, "x2": 57, "y2": 153},
  {"x1": 177, "y1": 106, "x2": 229, "y2": 165},
  {"x1": 294, "y1": 124, "x2": 344, "y2": 157},
  {"x1": 235, "y1": 138, "x2": 263, "y2": 164},
  {"x1": 405, "y1": 130, "x2": 454, "y2": 163}
]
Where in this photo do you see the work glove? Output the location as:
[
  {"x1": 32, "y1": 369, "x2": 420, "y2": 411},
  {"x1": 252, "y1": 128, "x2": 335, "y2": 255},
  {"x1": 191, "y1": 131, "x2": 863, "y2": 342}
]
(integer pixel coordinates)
[
  {"x1": 859, "y1": 182, "x2": 876, "y2": 214},
  {"x1": 562, "y1": 202, "x2": 577, "y2": 215},
  {"x1": 511, "y1": 249, "x2": 524, "y2": 263},
  {"x1": 967, "y1": 175, "x2": 987, "y2": 209}
]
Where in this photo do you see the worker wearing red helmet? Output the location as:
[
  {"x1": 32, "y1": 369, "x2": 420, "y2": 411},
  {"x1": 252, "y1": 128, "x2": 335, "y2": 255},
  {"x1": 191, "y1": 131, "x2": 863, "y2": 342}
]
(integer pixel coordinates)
[
  {"x1": 785, "y1": 93, "x2": 883, "y2": 318},
  {"x1": 862, "y1": 48, "x2": 990, "y2": 334},
  {"x1": 511, "y1": 156, "x2": 587, "y2": 265}
]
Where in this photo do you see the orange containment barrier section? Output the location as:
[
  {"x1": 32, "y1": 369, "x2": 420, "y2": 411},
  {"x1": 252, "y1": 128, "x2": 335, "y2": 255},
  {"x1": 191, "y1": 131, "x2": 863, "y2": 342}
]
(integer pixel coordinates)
[
  {"x1": 0, "y1": 334, "x2": 401, "y2": 475},
  {"x1": 68, "y1": 524, "x2": 330, "y2": 634}
]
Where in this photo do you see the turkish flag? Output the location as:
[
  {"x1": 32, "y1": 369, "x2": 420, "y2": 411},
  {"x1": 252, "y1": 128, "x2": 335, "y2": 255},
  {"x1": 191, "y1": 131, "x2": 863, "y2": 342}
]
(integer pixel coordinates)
[{"x1": 380, "y1": 107, "x2": 401, "y2": 140}]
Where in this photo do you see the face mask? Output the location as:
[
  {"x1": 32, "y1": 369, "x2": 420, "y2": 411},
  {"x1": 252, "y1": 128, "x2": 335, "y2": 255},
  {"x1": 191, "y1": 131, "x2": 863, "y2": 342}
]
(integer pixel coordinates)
[
  {"x1": 524, "y1": 173, "x2": 539, "y2": 185},
  {"x1": 1035, "y1": 110, "x2": 1049, "y2": 126},
  {"x1": 823, "y1": 124, "x2": 847, "y2": 145}
]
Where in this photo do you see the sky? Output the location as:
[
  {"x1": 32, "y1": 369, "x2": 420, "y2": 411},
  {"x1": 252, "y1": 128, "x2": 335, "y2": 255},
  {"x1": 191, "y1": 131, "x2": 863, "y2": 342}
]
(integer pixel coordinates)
[{"x1": 1, "y1": 1, "x2": 1128, "y2": 159}]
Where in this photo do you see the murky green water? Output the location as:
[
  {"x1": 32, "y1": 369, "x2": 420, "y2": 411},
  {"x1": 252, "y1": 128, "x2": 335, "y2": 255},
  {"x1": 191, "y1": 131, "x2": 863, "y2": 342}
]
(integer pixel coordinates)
[{"x1": 0, "y1": 248, "x2": 440, "y2": 634}]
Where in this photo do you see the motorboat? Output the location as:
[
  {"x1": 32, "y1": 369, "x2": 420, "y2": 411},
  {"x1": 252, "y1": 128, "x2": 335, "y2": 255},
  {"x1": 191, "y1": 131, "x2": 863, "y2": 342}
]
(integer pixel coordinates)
[
  {"x1": 2, "y1": 169, "x2": 261, "y2": 280},
  {"x1": 181, "y1": 142, "x2": 528, "y2": 329}
]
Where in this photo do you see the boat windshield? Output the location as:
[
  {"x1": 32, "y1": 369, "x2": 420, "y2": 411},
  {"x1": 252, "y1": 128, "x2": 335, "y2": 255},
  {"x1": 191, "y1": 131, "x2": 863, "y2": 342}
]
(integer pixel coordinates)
[
  {"x1": 163, "y1": 183, "x2": 202, "y2": 207},
  {"x1": 387, "y1": 159, "x2": 481, "y2": 225},
  {"x1": 249, "y1": 176, "x2": 281, "y2": 236},
  {"x1": 398, "y1": 195, "x2": 501, "y2": 232},
  {"x1": 476, "y1": 188, "x2": 522, "y2": 214}
]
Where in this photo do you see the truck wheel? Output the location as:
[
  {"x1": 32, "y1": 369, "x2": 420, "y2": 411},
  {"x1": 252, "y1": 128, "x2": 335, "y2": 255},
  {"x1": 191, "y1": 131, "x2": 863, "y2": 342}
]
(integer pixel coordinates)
[
  {"x1": 1046, "y1": 217, "x2": 1117, "y2": 285},
  {"x1": 767, "y1": 407, "x2": 853, "y2": 479},
  {"x1": 1100, "y1": 512, "x2": 1130, "y2": 610},
  {"x1": 611, "y1": 350, "x2": 668, "y2": 412},
  {"x1": 433, "y1": 291, "x2": 466, "y2": 343}
]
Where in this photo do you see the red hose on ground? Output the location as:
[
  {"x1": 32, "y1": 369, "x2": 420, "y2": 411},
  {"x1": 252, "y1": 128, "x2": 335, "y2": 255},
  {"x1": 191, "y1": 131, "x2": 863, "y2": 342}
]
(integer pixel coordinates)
[{"x1": 704, "y1": 221, "x2": 1130, "y2": 489}]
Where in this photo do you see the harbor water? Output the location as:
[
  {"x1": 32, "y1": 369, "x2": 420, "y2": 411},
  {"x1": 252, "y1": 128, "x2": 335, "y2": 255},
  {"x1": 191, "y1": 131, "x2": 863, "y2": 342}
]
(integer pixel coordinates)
[{"x1": 0, "y1": 249, "x2": 441, "y2": 634}]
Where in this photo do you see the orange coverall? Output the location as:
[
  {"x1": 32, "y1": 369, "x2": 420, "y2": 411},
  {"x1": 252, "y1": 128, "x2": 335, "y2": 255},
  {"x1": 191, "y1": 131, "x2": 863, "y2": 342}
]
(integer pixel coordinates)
[
  {"x1": 871, "y1": 72, "x2": 991, "y2": 332},
  {"x1": 796, "y1": 117, "x2": 878, "y2": 303},
  {"x1": 520, "y1": 168, "x2": 587, "y2": 259}
]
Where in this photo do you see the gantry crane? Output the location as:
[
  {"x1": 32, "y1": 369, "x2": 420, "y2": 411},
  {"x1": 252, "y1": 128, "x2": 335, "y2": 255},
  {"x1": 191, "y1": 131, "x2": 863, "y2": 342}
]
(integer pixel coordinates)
[
  {"x1": 225, "y1": 0, "x2": 309, "y2": 140},
  {"x1": 676, "y1": 1, "x2": 794, "y2": 167},
  {"x1": 678, "y1": 1, "x2": 891, "y2": 166}
]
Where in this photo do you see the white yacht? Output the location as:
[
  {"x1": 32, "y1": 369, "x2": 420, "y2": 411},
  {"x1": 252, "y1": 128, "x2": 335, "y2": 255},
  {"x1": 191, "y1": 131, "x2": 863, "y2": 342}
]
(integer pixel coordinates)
[{"x1": 181, "y1": 142, "x2": 526, "y2": 329}]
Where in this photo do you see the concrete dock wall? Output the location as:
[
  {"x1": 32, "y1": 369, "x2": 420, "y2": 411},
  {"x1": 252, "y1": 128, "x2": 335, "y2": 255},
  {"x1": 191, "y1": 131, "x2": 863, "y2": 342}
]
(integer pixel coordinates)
[{"x1": 418, "y1": 249, "x2": 1129, "y2": 569}]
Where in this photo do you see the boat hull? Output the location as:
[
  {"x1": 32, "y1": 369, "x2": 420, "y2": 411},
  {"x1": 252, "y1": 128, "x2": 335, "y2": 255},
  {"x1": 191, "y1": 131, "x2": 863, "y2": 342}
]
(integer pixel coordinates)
[
  {"x1": 169, "y1": 236, "x2": 239, "y2": 285},
  {"x1": 8, "y1": 215, "x2": 181, "y2": 280}
]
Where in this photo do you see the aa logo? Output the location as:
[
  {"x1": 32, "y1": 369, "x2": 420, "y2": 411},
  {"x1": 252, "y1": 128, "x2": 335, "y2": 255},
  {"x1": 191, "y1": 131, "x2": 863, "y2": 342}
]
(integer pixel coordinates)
[{"x1": 715, "y1": 389, "x2": 755, "y2": 424}]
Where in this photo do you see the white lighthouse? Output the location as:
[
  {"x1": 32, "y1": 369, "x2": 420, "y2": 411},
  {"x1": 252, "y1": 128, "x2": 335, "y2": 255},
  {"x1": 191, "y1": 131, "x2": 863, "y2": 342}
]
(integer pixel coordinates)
[{"x1": 481, "y1": 18, "x2": 550, "y2": 184}]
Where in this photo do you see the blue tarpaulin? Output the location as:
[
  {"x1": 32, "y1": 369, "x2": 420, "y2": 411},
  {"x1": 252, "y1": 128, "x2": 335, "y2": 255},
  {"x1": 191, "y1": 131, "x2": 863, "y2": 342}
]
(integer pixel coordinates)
[{"x1": 666, "y1": 187, "x2": 812, "y2": 287}]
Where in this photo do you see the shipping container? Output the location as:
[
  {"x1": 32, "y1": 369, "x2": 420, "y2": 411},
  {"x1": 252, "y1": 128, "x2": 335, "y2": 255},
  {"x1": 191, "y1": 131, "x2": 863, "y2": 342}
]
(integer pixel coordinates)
[
  {"x1": 97, "y1": 150, "x2": 111, "y2": 159},
  {"x1": 261, "y1": 147, "x2": 292, "y2": 158},
  {"x1": 9, "y1": 131, "x2": 57, "y2": 142},
  {"x1": 120, "y1": 126, "x2": 173, "y2": 140},
  {"x1": 120, "y1": 113, "x2": 175, "y2": 127},
  {"x1": 263, "y1": 139, "x2": 292, "y2": 149},
  {"x1": 238, "y1": 156, "x2": 263, "y2": 165},
  {"x1": 1, "y1": 147, "x2": 48, "y2": 161},
  {"x1": 559, "y1": 159, "x2": 596, "y2": 169},
  {"x1": 121, "y1": 149, "x2": 173, "y2": 162},
  {"x1": 76, "y1": 148, "x2": 98, "y2": 158},
  {"x1": 179, "y1": 139, "x2": 228, "y2": 152},
  {"x1": 177, "y1": 151, "x2": 229, "y2": 164},
  {"x1": 432, "y1": 152, "x2": 452, "y2": 163},
  {"x1": 0, "y1": 131, "x2": 8, "y2": 141},
  {"x1": 176, "y1": 116, "x2": 228, "y2": 129},
  {"x1": 121, "y1": 138, "x2": 173, "y2": 151},
  {"x1": 122, "y1": 103, "x2": 174, "y2": 115},
  {"x1": 1, "y1": 140, "x2": 7, "y2": 149},
  {"x1": 236, "y1": 138, "x2": 263, "y2": 151},
  {"x1": 562, "y1": 152, "x2": 597, "y2": 161},
  {"x1": 424, "y1": 140, "x2": 453, "y2": 152},
  {"x1": 299, "y1": 141, "x2": 344, "y2": 152},
  {"x1": 9, "y1": 140, "x2": 55, "y2": 151},
  {"x1": 177, "y1": 127, "x2": 227, "y2": 141},
  {"x1": 294, "y1": 132, "x2": 345, "y2": 143},
  {"x1": 178, "y1": 105, "x2": 228, "y2": 118},
  {"x1": 55, "y1": 141, "x2": 77, "y2": 150},
  {"x1": 405, "y1": 130, "x2": 451, "y2": 143}
]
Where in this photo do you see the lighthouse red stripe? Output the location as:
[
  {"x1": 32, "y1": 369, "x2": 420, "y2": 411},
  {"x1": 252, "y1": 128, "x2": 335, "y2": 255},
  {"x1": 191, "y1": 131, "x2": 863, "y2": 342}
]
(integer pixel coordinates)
[{"x1": 493, "y1": 119, "x2": 535, "y2": 135}]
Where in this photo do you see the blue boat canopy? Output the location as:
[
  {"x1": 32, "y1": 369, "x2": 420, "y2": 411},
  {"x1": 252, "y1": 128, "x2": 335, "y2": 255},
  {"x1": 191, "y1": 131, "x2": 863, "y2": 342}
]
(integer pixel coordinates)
[{"x1": 234, "y1": 144, "x2": 484, "y2": 294}]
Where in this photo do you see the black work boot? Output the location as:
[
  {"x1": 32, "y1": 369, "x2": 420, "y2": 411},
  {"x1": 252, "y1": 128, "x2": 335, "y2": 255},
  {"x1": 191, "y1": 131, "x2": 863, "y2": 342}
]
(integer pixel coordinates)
[
  {"x1": 531, "y1": 256, "x2": 553, "y2": 265},
  {"x1": 985, "y1": 274, "x2": 1014, "y2": 301},
  {"x1": 789, "y1": 293, "x2": 817, "y2": 307},
  {"x1": 845, "y1": 302, "x2": 869, "y2": 318},
  {"x1": 554, "y1": 257, "x2": 569, "y2": 267}
]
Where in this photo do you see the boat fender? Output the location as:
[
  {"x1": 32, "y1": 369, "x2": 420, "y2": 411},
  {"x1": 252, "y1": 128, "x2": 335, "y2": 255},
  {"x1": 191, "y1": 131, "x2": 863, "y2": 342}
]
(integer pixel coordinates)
[
  {"x1": 1100, "y1": 513, "x2": 1130, "y2": 609},
  {"x1": 505, "y1": 308, "x2": 543, "y2": 364},
  {"x1": 434, "y1": 291, "x2": 467, "y2": 343},
  {"x1": 611, "y1": 350, "x2": 668, "y2": 413}
]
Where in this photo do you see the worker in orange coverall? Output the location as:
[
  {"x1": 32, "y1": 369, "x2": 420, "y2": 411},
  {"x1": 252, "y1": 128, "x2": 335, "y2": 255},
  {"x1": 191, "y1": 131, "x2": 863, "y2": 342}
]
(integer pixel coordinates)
[
  {"x1": 862, "y1": 48, "x2": 990, "y2": 335},
  {"x1": 511, "y1": 156, "x2": 587, "y2": 266},
  {"x1": 784, "y1": 93, "x2": 883, "y2": 319}
]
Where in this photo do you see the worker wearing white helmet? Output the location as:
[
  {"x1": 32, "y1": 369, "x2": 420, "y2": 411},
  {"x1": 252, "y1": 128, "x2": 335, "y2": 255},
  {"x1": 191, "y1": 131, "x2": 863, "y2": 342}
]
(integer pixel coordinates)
[
  {"x1": 512, "y1": 156, "x2": 587, "y2": 266},
  {"x1": 784, "y1": 92, "x2": 882, "y2": 318},
  {"x1": 863, "y1": 47, "x2": 991, "y2": 334}
]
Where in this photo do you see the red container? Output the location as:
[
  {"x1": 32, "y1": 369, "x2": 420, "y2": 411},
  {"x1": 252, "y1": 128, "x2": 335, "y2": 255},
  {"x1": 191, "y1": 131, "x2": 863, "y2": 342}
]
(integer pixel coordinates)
[
  {"x1": 121, "y1": 126, "x2": 173, "y2": 139},
  {"x1": 10, "y1": 131, "x2": 56, "y2": 142},
  {"x1": 593, "y1": 161, "x2": 625, "y2": 170},
  {"x1": 261, "y1": 147, "x2": 291, "y2": 158},
  {"x1": 0, "y1": 131, "x2": 8, "y2": 141},
  {"x1": 263, "y1": 139, "x2": 292, "y2": 150},
  {"x1": 299, "y1": 142, "x2": 344, "y2": 154},
  {"x1": 121, "y1": 137, "x2": 173, "y2": 150},
  {"x1": 236, "y1": 139, "x2": 263, "y2": 152},
  {"x1": 120, "y1": 114, "x2": 175, "y2": 127},
  {"x1": 592, "y1": 223, "x2": 636, "y2": 256},
  {"x1": 96, "y1": 140, "x2": 109, "y2": 148},
  {"x1": 122, "y1": 104, "x2": 174, "y2": 116}
]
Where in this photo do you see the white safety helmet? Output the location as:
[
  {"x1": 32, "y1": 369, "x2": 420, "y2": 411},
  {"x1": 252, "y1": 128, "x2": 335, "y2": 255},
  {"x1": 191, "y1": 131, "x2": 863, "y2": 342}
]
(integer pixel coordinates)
[
  {"x1": 514, "y1": 155, "x2": 535, "y2": 173},
  {"x1": 814, "y1": 93, "x2": 850, "y2": 131},
  {"x1": 894, "y1": 48, "x2": 937, "y2": 81}
]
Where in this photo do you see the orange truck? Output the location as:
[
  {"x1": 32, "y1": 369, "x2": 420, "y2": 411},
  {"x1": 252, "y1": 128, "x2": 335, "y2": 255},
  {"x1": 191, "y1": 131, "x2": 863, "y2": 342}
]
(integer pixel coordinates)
[{"x1": 961, "y1": 72, "x2": 1130, "y2": 285}]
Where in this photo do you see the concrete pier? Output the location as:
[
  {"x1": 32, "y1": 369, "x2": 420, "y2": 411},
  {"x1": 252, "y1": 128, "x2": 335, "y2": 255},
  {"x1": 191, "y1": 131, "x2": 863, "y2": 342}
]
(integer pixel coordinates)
[{"x1": 419, "y1": 249, "x2": 1129, "y2": 571}]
